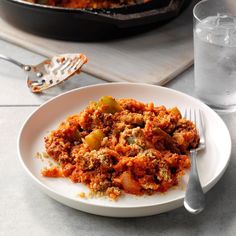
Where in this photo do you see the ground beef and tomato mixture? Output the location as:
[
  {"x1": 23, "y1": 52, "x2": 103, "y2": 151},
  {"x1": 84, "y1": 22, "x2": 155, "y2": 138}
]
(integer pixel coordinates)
[
  {"x1": 25, "y1": 0, "x2": 151, "y2": 9},
  {"x1": 42, "y1": 96, "x2": 199, "y2": 200}
]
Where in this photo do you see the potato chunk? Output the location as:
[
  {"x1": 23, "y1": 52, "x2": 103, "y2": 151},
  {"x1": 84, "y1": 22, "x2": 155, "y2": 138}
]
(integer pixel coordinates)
[
  {"x1": 98, "y1": 96, "x2": 122, "y2": 114},
  {"x1": 120, "y1": 171, "x2": 141, "y2": 194},
  {"x1": 85, "y1": 129, "x2": 105, "y2": 150}
]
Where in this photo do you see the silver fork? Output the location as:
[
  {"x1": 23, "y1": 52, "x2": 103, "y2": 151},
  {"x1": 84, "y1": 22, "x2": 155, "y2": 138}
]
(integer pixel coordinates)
[{"x1": 183, "y1": 108, "x2": 206, "y2": 214}]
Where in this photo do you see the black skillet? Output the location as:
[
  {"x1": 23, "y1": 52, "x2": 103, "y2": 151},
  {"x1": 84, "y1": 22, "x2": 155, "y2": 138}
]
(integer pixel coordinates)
[{"x1": 0, "y1": 0, "x2": 191, "y2": 41}]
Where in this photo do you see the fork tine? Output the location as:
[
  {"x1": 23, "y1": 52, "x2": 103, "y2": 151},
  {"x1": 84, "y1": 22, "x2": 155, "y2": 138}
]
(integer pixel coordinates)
[
  {"x1": 197, "y1": 110, "x2": 205, "y2": 143},
  {"x1": 186, "y1": 108, "x2": 205, "y2": 146},
  {"x1": 183, "y1": 108, "x2": 187, "y2": 119},
  {"x1": 185, "y1": 108, "x2": 194, "y2": 123},
  {"x1": 184, "y1": 108, "x2": 198, "y2": 125},
  {"x1": 193, "y1": 109, "x2": 197, "y2": 127},
  {"x1": 184, "y1": 108, "x2": 190, "y2": 120},
  {"x1": 188, "y1": 108, "x2": 191, "y2": 121}
]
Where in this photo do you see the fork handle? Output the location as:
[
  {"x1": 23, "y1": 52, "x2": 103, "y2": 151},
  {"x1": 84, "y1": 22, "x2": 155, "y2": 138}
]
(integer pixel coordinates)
[
  {"x1": 184, "y1": 150, "x2": 206, "y2": 214},
  {"x1": 0, "y1": 54, "x2": 26, "y2": 69}
]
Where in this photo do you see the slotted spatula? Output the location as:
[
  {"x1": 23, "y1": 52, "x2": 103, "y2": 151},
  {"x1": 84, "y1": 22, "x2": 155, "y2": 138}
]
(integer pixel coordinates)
[{"x1": 0, "y1": 53, "x2": 88, "y2": 93}]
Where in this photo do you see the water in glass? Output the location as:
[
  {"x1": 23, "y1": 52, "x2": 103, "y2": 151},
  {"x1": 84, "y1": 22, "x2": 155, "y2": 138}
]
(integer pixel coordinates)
[{"x1": 194, "y1": 14, "x2": 236, "y2": 111}]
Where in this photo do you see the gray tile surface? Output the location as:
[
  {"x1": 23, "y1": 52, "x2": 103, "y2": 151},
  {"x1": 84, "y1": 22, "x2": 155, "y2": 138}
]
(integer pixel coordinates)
[{"x1": 0, "y1": 39, "x2": 236, "y2": 236}]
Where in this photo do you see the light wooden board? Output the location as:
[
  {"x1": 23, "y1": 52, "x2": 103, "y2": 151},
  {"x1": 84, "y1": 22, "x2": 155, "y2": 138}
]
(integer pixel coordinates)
[{"x1": 0, "y1": 1, "x2": 197, "y2": 85}]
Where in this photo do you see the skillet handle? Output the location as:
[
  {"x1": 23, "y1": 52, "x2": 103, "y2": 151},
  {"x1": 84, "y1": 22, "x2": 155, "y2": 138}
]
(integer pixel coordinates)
[{"x1": 94, "y1": 0, "x2": 186, "y2": 27}]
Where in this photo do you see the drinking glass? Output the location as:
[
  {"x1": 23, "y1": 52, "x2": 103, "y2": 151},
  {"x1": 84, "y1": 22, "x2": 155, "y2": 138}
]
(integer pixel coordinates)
[{"x1": 193, "y1": 0, "x2": 236, "y2": 112}]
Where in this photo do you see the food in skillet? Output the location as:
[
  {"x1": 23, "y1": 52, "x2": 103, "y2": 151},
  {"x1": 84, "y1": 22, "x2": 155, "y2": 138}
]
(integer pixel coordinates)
[
  {"x1": 25, "y1": 0, "x2": 152, "y2": 9},
  {"x1": 42, "y1": 96, "x2": 199, "y2": 200}
]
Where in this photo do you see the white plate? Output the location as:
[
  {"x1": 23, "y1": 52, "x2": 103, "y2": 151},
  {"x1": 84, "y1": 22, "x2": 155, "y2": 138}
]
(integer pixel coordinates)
[{"x1": 18, "y1": 83, "x2": 231, "y2": 217}]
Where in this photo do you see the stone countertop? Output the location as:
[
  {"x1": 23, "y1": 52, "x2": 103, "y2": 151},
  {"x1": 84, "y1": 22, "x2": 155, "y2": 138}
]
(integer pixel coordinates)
[{"x1": 0, "y1": 39, "x2": 235, "y2": 236}]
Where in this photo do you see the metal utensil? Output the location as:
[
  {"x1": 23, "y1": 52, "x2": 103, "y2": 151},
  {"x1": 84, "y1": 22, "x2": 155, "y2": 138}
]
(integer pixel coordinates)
[
  {"x1": 184, "y1": 108, "x2": 206, "y2": 214},
  {"x1": 0, "y1": 53, "x2": 88, "y2": 92}
]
